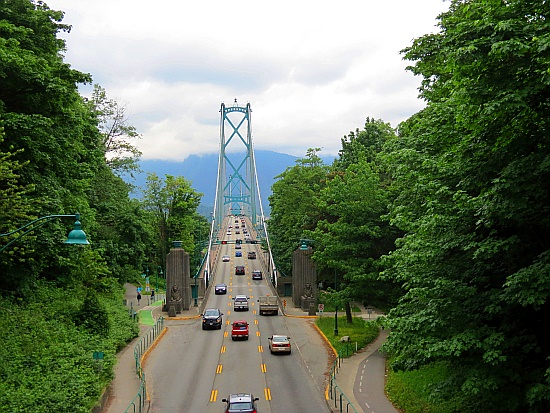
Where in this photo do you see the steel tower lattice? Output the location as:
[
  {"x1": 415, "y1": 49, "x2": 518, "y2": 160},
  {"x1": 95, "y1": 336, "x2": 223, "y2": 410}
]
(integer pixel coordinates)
[{"x1": 213, "y1": 100, "x2": 259, "y2": 228}]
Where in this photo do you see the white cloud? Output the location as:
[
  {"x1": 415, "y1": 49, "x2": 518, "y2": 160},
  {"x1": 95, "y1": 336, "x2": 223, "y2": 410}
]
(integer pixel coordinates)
[{"x1": 48, "y1": 0, "x2": 448, "y2": 160}]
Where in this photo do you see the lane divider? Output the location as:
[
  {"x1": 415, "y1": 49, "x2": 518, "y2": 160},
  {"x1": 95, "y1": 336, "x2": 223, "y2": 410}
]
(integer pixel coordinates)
[
  {"x1": 221, "y1": 346, "x2": 226, "y2": 353},
  {"x1": 258, "y1": 345, "x2": 263, "y2": 352},
  {"x1": 210, "y1": 389, "x2": 218, "y2": 402},
  {"x1": 264, "y1": 388, "x2": 271, "y2": 401},
  {"x1": 216, "y1": 364, "x2": 223, "y2": 374},
  {"x1": 261, "y1": 363, "x2": 267, "y2": 373}
]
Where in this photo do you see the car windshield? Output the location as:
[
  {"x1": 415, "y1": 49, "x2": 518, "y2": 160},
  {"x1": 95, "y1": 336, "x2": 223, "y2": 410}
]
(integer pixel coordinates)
[
  {"x1": 273, "y1": 336, "x2": 287, "y2": 342},
  {"x1": 229, "y1": 402, "x2": 252, "y2": 410},
  {"x1": 204, "y1": 310, "x2": 219, "y2": 316}
]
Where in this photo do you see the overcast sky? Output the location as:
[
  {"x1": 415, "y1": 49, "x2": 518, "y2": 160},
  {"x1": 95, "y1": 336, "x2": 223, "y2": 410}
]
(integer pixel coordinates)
[{"x1": 46, "y1": 0, "x2": 449, "y2": 161}]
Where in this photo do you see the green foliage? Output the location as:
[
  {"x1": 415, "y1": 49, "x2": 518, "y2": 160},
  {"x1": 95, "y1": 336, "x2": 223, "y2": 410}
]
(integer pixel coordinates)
[
  {"x1": 75, "y1": 290, "x2": 110, "y2": 336},
  {"x1": 315, "y1": 316, "x2": 379, "y2": 357},
  {"x1": 386, "y1": 361, "x2": 470, "y2": 413},
  {"x1": 382, "y1": 1, "x2": 550, "y2": 411},
  {"x1": 89, "y1": 84, "x2": 142, "y2": 177},
  {"x1": 267, "y1": 148, "x2": 329, "y2": 275},
  {"x1": 141, "y1": 172, "x2": 204, "y2": 271},
  {"x1": 0, "y1": 282, "x2": 137, "y2": 413}
]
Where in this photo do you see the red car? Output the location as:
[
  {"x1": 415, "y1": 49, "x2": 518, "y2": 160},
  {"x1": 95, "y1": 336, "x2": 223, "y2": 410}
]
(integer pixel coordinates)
[{"x1": 231, "y1": 320, "x2": 249, "y2": 340}]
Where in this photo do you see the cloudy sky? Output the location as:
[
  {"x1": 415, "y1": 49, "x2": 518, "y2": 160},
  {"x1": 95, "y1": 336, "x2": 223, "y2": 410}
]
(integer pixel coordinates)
[{"x1": 47, "y1": 0, "x2": 449, "y2": 161}]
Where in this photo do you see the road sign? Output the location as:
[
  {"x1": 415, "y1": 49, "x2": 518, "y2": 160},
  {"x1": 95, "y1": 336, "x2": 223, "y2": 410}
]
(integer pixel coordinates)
[
  {"x1": 283, "y1": 299, "x2": 287, "y2": 307},
  {"x1": 318, "y1": 304, "x2": 324, "y2": 312}
]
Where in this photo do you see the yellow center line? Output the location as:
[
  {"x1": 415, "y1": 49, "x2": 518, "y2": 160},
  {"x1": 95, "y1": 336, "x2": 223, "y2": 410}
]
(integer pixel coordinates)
[
  {"x1": 224, "y1": 331, "x2": 228, "y2": 337},
  {"x1": 220, "y1": 346, "x2": 226, "y2": 353},
  {"x1": 216, "y1": 364, "x2": 223, "y2": 374},
  {"x1": 258, "y1": 345, "x2": 263, "y2": 352},
  {"x1": 254, "y1": 319, "x2": 258, "y2": 325},
  {"x1": 264, "y1": 388, "x2": 271, "y2": 401},
  {"x1": 256, "y1": 331, "x2": 261, "y2": 337},
  {"x1": 261, "y1": 363, "x2": 267, "y2": 373},
  {"x1": 210, "y1": 389, "x2": 218, "y2": 402}
]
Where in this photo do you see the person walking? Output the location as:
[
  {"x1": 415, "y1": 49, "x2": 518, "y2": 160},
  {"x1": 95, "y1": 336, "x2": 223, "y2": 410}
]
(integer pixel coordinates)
[
  {"x1": 151, "y1": 289, "x2": 155, "y2": 301},
  {"x1": 137, "y1": 291, "x2": 142, "y2": 306}
]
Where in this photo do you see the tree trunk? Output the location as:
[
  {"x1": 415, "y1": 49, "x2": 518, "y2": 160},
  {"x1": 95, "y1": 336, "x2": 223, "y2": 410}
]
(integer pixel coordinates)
[{"x1": 345, "y1": 301, "x2": 353, "y2": 323}]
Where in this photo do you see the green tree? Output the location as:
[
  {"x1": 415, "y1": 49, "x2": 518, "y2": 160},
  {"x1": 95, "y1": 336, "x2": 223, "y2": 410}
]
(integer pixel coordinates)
[
  {"x1": 307, "y1": 119, "x2": 402, "y2": 321},
  {"x1": 267, "y1": 148, "x2": 329, "y2": 276},
  {"x1": 383, "y1": 1, "x2": 550, "y2": 411},
  {"x1": 0, "y1": 0, "x2": 104, "y2": 293},
  {"x1": 142, "y1": 173, "x2": 203, "y2": 269},
  {"x1": 89, "y1": 84, "x2": 142, "y2": 177}
]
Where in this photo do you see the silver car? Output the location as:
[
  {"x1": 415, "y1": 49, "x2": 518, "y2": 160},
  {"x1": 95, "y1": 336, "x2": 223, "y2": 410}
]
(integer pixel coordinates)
[{"x1": 268, "y1": 334, "x2": 291, "y2": 354}]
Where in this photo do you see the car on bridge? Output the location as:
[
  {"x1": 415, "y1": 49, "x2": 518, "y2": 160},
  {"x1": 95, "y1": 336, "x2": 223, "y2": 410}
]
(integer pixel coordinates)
[
  {"x1": 222, "y1": 255, "x2": 230, "y2": 262},
  {"x1": 215, "y1": 284, "x2": 227, "y2": 295},
  {"x1": 268, "y1": 335, "x2": 291, "y2": 354},
  {"x1": 235, "y1": 251, "x2": 242, "y2": 257},
  {"x1": 252, "y1": 270, "x2": 262, "y2": 280},
  {"x1": 231, "y1": 320, "x2": 249, "y2": 340},
  {"x1": 235, "y1": 266, "x2": 245, "y2": 275},
  {"x1": 233, "y1": 295, "x2": 249, "y2": 311},
  {"x1": 201, "y1": 308, "x2": 223, "y2": 330},
  {"x1": 247, "y1": 251, "x2": 256, "y2": 259},
  {"x1": 235, "y1": 243, "x2": 241, "y2": 249},
  {"x1": 222, "y1": 393, "x2": 259, "y2": 413}
]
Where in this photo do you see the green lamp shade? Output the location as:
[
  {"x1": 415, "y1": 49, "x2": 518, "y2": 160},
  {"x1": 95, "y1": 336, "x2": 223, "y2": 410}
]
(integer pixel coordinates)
[
  {"x1": 300, "y1": 241, "x2": 309, "y2": 250},
  {"x1": 65, "y1": 220, "x2": 90, "y2": 245}
]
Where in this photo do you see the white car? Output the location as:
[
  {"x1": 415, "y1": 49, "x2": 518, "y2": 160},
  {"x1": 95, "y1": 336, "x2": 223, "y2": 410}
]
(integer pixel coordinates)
[
  {"x1": 268, "y1": 335, "x2": 291, "y2": 354},
  {"x1": 222, "y1": 255, "x2": 230, "y2": 262},
  {"x1": 233, "y1": 295, "x2": 249, "y2": 311}
]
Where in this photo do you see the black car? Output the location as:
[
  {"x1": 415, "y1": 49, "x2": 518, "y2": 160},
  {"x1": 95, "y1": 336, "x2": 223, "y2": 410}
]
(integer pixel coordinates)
[
  {"x1": 235, "y1": 265, "x2": 245, "y2": 275},
  {"x1": 252, "y1": 270, "x2": 262, "y2": 280},
  {"x1": 201, "y1": 308, "x2": 223, "y2": 330},
  {"x1": 215, "y1": 283, "x2": 227, "y2": 295},
  {"x1": 222, "y1": 393, "x2": 259, "y2": 413}
]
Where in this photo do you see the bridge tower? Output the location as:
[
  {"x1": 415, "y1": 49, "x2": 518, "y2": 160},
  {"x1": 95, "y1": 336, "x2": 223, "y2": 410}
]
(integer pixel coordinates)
[{"x1": 213, "y1": 99, "x2": 259, "y2": 229}]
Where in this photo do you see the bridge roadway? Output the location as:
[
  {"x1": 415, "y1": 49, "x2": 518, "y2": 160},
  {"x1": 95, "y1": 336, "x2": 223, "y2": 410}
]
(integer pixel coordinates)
[{"x1": 143, "y1": 216, "x2": 332, "y2": 413}]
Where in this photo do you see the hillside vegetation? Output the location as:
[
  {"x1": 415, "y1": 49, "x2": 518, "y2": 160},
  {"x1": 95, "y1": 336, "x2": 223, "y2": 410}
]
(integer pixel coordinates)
[{"x1": 1, "y1": 1, "x2": 549, "y2": 412}]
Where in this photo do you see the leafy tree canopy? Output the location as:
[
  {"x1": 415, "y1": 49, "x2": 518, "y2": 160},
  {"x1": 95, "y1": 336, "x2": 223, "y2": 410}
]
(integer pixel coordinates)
[{"x1": 382, "y1": 1, "x2": 550, "y2": 411}]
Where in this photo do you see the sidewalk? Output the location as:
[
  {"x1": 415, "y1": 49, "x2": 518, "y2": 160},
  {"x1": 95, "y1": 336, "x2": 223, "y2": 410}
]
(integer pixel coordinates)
[
  {"x1": 284, "y1": 303, "x2": 395, "y2": 413},
  {"x1": 98, "y1": 284, "x2": 163, "y2": 413}
]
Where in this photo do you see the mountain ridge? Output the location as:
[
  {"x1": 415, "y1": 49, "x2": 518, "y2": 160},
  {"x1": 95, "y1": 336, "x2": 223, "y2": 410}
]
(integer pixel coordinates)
[{"x1": 127, "y1": 150, "x2": 335, "y2": 216}]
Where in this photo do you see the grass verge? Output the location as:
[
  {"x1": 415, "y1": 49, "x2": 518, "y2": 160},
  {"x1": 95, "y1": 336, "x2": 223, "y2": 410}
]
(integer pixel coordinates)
[{"x1": 315, "y1": 315, "x2": 379, "y2": 357}]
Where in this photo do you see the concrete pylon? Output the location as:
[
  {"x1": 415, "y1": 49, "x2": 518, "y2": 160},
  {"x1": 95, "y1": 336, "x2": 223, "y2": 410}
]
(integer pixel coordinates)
[
  {"x1": 163, "y1": 241, "x2": 191, "y2": 314},
  {"x1": 292, "y1": 247, "x2": 317, "y2": 312}
]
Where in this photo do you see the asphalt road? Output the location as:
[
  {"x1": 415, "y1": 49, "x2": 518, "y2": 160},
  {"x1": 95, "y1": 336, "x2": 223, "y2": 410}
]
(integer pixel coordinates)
[{"x1": 143, "y1": 218, "x2": 331, "y2": 413}]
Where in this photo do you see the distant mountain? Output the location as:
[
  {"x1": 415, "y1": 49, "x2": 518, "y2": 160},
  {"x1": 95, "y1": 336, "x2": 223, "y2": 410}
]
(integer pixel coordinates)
[{"x1": 126, "y1": 150, "x2": 335, "y2": 217}]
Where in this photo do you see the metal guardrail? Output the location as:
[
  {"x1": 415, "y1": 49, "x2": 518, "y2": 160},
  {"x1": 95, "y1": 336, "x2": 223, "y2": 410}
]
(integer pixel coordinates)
[
  {"x1": 328, "y1": 355, "x2": 359, "y2": 413},
  {"x1": 123, "y1": 317, "x2": 165, "y2": 413}
]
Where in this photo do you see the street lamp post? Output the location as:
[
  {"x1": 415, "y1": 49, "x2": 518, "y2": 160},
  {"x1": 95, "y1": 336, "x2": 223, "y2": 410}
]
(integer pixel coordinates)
[
  {"x1": 194, "y1": 273, "x2": 198, "y2": 307},
  {"x1": 157, "y1": 266, "x2": 163, "y2": 296},
  {"x1": 0, "y1": 213, "x2": 89, "y2": 253},
  {"x1": 334, "y1": 268, "x2": 339, "y2": 336}
]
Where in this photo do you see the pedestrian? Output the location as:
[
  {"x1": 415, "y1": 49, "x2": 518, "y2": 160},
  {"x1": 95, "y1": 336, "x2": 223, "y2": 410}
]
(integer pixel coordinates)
[
  {"x1": 151, "y1": 289, "x2": 155, "y2": 301},
  {"x1": 137, "y1": 292, "x2": 141, "y2": 305}
]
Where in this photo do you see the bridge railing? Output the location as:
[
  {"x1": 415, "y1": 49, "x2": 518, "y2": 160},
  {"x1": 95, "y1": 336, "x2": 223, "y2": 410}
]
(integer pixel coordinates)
[
  {"x1": 123, "y1": 316, "x2": 165, "y2": 413},
  {"x1": 328, "y1": 354, "x2": 359, "y2": 413}
]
